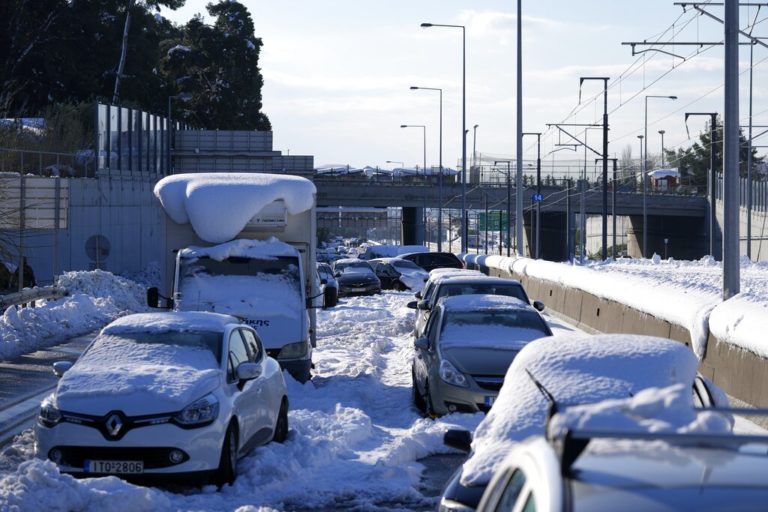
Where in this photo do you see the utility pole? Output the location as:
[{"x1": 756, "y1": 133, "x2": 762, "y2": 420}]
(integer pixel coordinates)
[
  {"x1": 686, "y1": 112, "x2": 718, "y2": 258},
  {"x1": 723, "y1": 0, "x2": 740, "y2": 299},
  {"x1": 113, "y1": 0, "x2": 136, "y2": 105},
  {"x1": 523, "y1": 132, "x2": 542, "y2": 259},
  {"x1": 515, "y1": 0, "x2": 524, "y2": 256}
]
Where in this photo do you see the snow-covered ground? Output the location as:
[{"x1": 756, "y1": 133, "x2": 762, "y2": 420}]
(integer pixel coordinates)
[{"x1": 0, "y1": 282, "x2": 505, "y2": 511}]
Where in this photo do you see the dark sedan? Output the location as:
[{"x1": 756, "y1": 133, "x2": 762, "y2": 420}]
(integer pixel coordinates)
[
  {"x1": 396, "y1": 252, "x2": 464, "y2": 272},
  {"x1": 332, "y1": 259, "x2": 381, "y2": 297}
]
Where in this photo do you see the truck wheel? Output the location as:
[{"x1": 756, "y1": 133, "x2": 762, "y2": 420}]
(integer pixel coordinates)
[{"x1": 213, "y1": 423, "x2": 238, "y2": 487}]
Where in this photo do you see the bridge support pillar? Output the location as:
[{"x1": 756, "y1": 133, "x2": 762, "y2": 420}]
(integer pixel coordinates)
[
  {"x1": 627, "y1": 215, "x2": 709, "y2": 260},
  {"x1": 401, "y1": 207, "x2": 425, "y2": 246}
]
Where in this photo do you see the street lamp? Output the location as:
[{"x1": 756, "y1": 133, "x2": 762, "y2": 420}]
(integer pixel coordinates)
[
  {"x1": 494, "y1": 160, "x2": 513, "y2": 257},
  {"x1": 644, "y1": 95, "x2": 677, "y2": 258},
  {"x1": 411, "y1": 86, "x2": 444, "y2": 251},
  {"x1": 421, "y1": 22, "x2": 467, "y2": 252},
  {"x1": 658, "y1": 130, "x2": 666, "y2": 167}
]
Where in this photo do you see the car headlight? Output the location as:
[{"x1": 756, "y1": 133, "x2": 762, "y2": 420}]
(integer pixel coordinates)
[
  {"x1": 439, "y1": 359, "x2": 469, "y2": 388},
  {"x1": 174, "y1": 393, "x2": 219, "y2": 427},
  {"x1": 278, "y1": 341, "x2": 308, "y2": 360},
  {"x1": 38, "y1": 398, "x2": 61, "y2": 428}
]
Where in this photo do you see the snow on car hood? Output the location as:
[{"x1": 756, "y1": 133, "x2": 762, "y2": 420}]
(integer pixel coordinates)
[
  {"x1": 460, "y1": 334, "x2": 700, "y2": 486},
  {"x1": 54, "y1": 336, "x2": 221, "y2": 416},
  {"x1": 398, "y1": 269, "x2": 428, "y2": 291},
  {"x1": 154, "y1": 173, "x2": 316, "y2": 244}
]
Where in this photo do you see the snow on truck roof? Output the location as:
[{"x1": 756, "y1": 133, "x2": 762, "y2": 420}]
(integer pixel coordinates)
[
  {"x1": 180, "y1": 237, "x2": 299, "y2": 260},
  {"x1": 154, "y1": 173, "x2": 316, "y2": 243}
]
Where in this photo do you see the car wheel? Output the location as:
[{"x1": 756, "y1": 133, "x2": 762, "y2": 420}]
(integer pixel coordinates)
[
  {"x1": 213, "y1": 423, "x2": 238, "y2": 487},
  {"x1": 425, "y1": 380, "x2": 437, "y2": 419},
  {"x1": 412, "y1": 367, "x2": 426, "y2": 412},
  {"x1": 273, "y1": 399, "x2": 289, "y2": 443}
]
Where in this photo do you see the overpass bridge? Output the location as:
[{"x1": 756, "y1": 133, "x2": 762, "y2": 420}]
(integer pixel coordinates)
[{"x1": 314, "y1": 177, "x2": 711, "y2": 260}]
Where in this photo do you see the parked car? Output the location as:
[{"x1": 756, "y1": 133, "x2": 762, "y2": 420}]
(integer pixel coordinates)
[
  {"x1": 438, "y1": 334, "x2": 728, "y2": 511},
  {"x1": 35, "y1": 311, "x2": 289, "y2": 486},
  {"x1": 408, "y1": 275, "x2": 541, "y2": 340},
  {"x1": 369, "y1": 258, "x2": 429, "y2": 291},
  {"x1": 332, "y1": 258, "x2": 381, "y2": 297},
  {"x1": 396, "y1": 251, "x2": 464, "y2": 272},
  {"x1": 477, "y1": 394, "x2": 758, "y2": 512},
  {"x1": 412, "y1": 295, "x2": 552, "y2": 416},
  {"x1": 316, "y1": 262, "x2": 338, "y2": 307}
]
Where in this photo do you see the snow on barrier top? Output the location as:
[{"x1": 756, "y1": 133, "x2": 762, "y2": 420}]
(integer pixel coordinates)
[{"x1": 154, "y1": 173, "x2": 316, "y2": 243}]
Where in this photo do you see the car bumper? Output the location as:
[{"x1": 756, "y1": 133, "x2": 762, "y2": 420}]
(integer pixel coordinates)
[
  {"x1": 35, "y1": 420, "x2": 227, "y2": 476},
  {"x1": 338, "y1": 283, "x2": 381, "y2": 296},
  {"x1": 430, "y1": 377, "x2": 500, "y2": 415}
]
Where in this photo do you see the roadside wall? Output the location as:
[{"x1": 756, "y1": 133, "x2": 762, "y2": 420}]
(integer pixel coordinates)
[{"x1": 481, "y1": 262, "x2": 768, "y2": 409}]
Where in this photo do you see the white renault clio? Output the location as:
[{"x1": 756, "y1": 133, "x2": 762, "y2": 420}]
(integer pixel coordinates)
[{"x1": 35, "y1": 311, "x2": 289, "y2": 486}]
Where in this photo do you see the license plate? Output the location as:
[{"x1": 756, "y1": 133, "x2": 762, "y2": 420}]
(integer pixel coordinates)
[
  {"x1": 84, "y1": 459, "x2": 144, "y2": 474},
  {"x1": 484, "y1": 396, "x2": 496, "y2": 407}
]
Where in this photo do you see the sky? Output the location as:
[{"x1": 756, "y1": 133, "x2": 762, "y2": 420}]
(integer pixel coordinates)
[{"x1": 160, "y1": 1, "x2": 767, "y2": 172}]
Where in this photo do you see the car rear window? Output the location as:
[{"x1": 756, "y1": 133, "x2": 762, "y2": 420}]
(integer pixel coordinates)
[{"x1": 435, "y1": 282, "x2": 529, "y2": 303}]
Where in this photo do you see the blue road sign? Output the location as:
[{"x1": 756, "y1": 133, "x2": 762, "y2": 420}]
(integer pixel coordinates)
[{"x1": 532, "y1": 193, "x2": 544, "y2": 203}]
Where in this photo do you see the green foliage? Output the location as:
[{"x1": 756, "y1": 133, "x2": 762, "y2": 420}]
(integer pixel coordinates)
[
  {"x1": 0, "y1": 0, "x2": 270, "y2": 131},
  {"x1": 664, "y1": 117, "x2": 763, "y2": 190}
]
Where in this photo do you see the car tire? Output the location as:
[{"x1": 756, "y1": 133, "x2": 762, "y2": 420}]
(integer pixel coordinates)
[
  {"x1": 213, "y1": 423, "x2": 238, "y2": 487},
  {"x1": 412, "y1": 368, "x2": 426, "y2": 412},
  {"x1": 425, "y1": 380, "x2": 437, "y2": 418},
  {"x1": 273, "y1": 399, "x2": 289, "y2": 443}
]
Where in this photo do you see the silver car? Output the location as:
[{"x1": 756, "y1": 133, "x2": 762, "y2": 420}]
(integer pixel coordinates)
[
  {"x1": 411, "y1": 295, "x2": 552, "y2": 416},
  {"x1": 477, "y1": 427, "x2": 768, "y2": 511}
]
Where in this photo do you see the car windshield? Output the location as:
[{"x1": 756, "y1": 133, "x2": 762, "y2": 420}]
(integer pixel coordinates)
[
  {"x1": 335, "y1": 261, "x2": 373, "y2": 273},
  {"x1": 392, "y1": 260, "x2": 422, "y2": 272},
  {"x1": 434, "y1": 282, "x2": 529, "y2": 304},
  {"x1": 439, "y1": 310, "x2": 550, "y2": 349},
  {"x1": 95, "y1": 331, "x2": 223, "y2": 363}
]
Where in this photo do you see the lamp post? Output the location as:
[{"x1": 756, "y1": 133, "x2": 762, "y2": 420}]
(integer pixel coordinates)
[
  {"x1": 472, "y1": 124, "x2": 479, "y2": 173},
  {"x1": 644, "y1": 95, "x2": 677, "y2": 258},
  {"x1": 401, "y1": 125, "x2": 427, "y2": 245},
  {"x1": 658, "y1": 130, "x2": 666, "y2": 167},
  {"x1": 411, "y1": 86, "x2": 444, "y2": 251},
  {"x1": 421, "y1": 22, "x2": 467, "y2": 252},
  {"x1": 637, "y1": 134, "x2": 644, "y2": 256},
  {"x1": 494, "y1": 160, "x2": 513, "y2": 257}
]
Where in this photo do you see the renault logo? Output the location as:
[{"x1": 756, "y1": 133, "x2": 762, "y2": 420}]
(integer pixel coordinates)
[{"x1": 105, "y1": 413, "x2": 123, "y2": 437}]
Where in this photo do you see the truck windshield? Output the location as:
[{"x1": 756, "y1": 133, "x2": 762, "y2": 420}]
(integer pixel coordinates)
[{"x1": 177, "y1": 255, "x2": 303, "y2": 315}]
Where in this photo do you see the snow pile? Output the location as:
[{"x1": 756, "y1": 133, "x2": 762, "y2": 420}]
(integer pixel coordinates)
[
  {"x1": 154, "y1": 173, "x2": 316, "y2": 243},
  {"x1": 461, "y1": 334, "x2": 701, "y2": 486},
  {"x1": 548, "y1": 383, "x2": 732, "y2": 438},
  {"x1": 0, "y1": 270, "x2": 148, "y2": 360},
  {"x1": 181, "y1": 238, "x2": 299, "y2": 261}
]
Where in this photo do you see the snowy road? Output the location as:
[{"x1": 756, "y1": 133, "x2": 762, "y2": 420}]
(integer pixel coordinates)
[{"x1": 0, "y1": 290, "x2": 577, "y2": 511}]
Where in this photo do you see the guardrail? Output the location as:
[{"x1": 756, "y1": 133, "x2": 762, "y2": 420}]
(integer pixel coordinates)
[{"x1": 0, "y1": 286, "x2": 68, "y2": 309}]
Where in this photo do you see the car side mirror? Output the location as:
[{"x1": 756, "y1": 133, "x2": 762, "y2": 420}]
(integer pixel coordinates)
[
  {"x1": 320, "y1": 278, "x2": 328, "y2": 285},
  {"x1": 147, "y1": 287, "x2": 159, "y2": 308},
  {"x1": 532, "y1": 300, "x2": 545, "y2": 312},
  {"x1": 414, "y1": 291, "x2": 422, "y2": 299},
  {"x1": 414, "y1": 336, "x2": 430, "y2": 351},
  {"x1": 334, "y1": 271, "x2": 341, "y2": 277},
  {"x1": 236, "y1": 362, "x2": 262, "y2": 381},
  {"x1": 444, "y1": 429, "x2": 472, "y2": 453},
  {"x1": 52, "y1": 361, "x2": 73, "y2": 378},
  {"x1": 417, "y1": 300, "x2": 430, "y2": 310},
  {"x1": 407, "y1": 301, "x2": 418, "y2": 310}
]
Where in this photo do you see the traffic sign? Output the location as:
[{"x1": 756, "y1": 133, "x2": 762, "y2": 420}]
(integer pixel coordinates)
[{"x1": 532, "y1": 193, "x2": 544, "y2": 203}]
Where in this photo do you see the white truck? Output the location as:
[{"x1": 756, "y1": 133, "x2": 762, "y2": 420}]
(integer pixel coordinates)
[{"x1": 147, "y1": 173, "x2": 321, "y2": 382}]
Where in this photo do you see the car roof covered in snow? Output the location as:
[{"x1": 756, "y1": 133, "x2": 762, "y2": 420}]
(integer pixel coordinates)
[
  {"x1": 438, "y1": 294, "x2": 532, "y2": 312},
  {"x1": 101, "y1": 311, "x2": 239, "y2": 335}
]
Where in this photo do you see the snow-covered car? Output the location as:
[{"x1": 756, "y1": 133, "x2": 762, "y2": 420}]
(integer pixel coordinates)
[
  {"x1": 439, "y1": 334, "x2": 728, "y2": 511},
  {"x1": 332, "y1": 258, "x2": 381, "y2": 297},
  {"x1": 476, "y1": 386, "x2": 755, "y2": 512},
  {"x1": 369, "y1": 258, "x2": 429, "y2": 291},
  {"x1": 412, "y1": 295, "x2": 552, "y2": 416},
  {"x1": 317, "y1": 262, "x2": 338, "y2": 307},
  {"x1": 35, "y1": 311, "x2": 289, "y2": 486},
  {"x1": 408, "y1": 275, "x2": 539, "y2": 340},
  {"x1": 396, "y1": 251, "x2": 464, "y2": 272}
]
